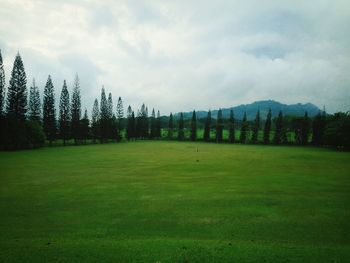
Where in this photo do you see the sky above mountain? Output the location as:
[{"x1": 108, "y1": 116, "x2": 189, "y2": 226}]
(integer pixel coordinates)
[{"x1": 0, "y1": 0, "x2": 349, "y2": 115}]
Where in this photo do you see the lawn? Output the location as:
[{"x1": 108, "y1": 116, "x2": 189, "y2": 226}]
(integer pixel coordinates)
[{"x1": 0, "y1": 141, "x2": 349, "y2": 262}]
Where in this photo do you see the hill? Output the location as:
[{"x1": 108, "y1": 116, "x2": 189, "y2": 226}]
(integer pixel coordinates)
[{"x1": 178, "y1": 100, "x2": 321, "y2": 120}]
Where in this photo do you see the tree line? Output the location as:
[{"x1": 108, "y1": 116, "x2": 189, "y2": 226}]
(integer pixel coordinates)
[{"x1": 0, "y1": 51, "x2": 349, "y2": 150}]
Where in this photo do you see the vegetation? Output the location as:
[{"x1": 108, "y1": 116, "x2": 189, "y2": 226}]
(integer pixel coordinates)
[{"x1": 0, "y1": 51, "x2": 349, "y2": 151}]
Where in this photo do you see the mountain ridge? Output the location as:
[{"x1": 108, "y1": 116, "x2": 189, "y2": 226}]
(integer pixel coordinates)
[{"x1": 176, "y1": 100, "x2": 321, "y2": 120}]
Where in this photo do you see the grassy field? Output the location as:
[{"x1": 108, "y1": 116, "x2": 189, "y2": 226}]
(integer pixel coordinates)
[{"x1": 0, "y1": 141, "x2": 349, "y2": 262}]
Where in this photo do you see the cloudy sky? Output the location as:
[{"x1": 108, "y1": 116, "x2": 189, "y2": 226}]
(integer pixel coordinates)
[{"x1": 0, "y1": 0, "x2": 349, "y2": 115}]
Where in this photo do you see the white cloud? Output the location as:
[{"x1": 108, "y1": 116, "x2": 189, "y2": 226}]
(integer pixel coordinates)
[{"x1": 0, "y1": 0, "x2": 349, "y2": 115}]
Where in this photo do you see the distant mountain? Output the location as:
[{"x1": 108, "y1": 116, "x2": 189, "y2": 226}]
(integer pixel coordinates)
[{"x1": 177, "y1": 100, "x2": 321, "y2": 120}]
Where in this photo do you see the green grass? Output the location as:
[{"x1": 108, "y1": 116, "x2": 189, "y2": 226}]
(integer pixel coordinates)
[{"x1": 1, "y1": 141, "x2": 350, "y2": 262}]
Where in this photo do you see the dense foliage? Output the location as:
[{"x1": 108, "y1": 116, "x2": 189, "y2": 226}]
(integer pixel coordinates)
[{"x1": 0, "y1": 51, "x2": 349, "y2": 150}]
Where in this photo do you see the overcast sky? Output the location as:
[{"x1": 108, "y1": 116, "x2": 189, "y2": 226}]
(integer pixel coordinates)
[{"x1": 1, "y1": 0, "x2": 349, "y2": 115}]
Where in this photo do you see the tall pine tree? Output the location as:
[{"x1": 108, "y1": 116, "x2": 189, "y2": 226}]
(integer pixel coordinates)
[
  {"x1": 116, "y1": 96, "x2": 124, "y2": 135},
  {"x1": 6, "y1": 53, "x2": 27, "y2": 122},
  {"x1": 273, "y1": 111, "x2": 284, "y2": 145},
  {"x1": 203, "y1": 110, "x2": 211, "y2": 142},
  {"x1": 71, "y1": 74, "x2": 81, "y2": 144},
  {"x1": 126, "y1": 106, "x2": 135, "y2": 140},
  {"x1": 168, "y1": 113, "x2": 174, "y2": 139},
  {"x1": 240, "y1": 111, "x2": 248, "y2": 143},
  {"x1": 100, "y1": 87, "x2": 109, "y2": 143},
  {"x1": 190, "y1": 110, "x2": 197, "y2": 141},
  {"x1": 312, "y1": 111, "x2": 326, "y2": 146},
  {"x1": 91, "y1": 98, "x2": 99, "y2": 142},
  {"x1": 107, "y1": 93, "x2": 113, "y2": 119},
  {"x1": 59, "y1": 80, "x2": 70, "y2": 145},
  {"x1": 178, "y1": 112, "x2": 184, "y2": 141},
  {"x1": 301, "y1": 111, "x2": 310, "y2": 145},
  {"x1": 43, "y1": 75, "x2": 56, "y2": 144},
  {"x1": 28, "y1": 78, "x2": 41, "y2": 122},
  {"x1": 4, "y1": 53, "x2": 28, "y2": 149},
  {"x1": 251, "y1": 110, "x2": 260, "y2": 144},
  {"x1": 80, "y1": 109, "x2": 90, "y2": 143},
  {"x1": 156, "y1": 110, "x2": 161, "y2": 138},
  {"x1": 263, "y1": 109, "x2": 272, "y2": 144},
  {"x1": 216, "y1": 109, "x2": 223, "y2": 143},
  {"x1": 0, "y1": 49, "x2": 5, "y2": 116},
  {"x1": 228, "y1": 110, "x2": 235, "y2": 143},
  {"x1": 150, "y1": 108, "x2": 156, "y2": 139}
]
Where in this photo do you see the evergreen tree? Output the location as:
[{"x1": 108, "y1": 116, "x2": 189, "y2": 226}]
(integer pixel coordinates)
[
  {"x1": 6, "y1": 53, "x2": 27, "y2": 121},
  {"x1": 107, "y1": 93, "x2": 113, "y2": 119},
  {"x1": 156, "y1": 110, "x2": 161, "y2": 138},
  {"x1": 216, "y1": 109, "x2": 223, "y2": 143},
  {"x1": 190, "y1": 110, "x2": 197, "y2": 141},
  {"x1": 150, "y1": 108, "x2": 156, "y2": 139},
  {"x1": 0, "y1": 50, "x2": 5, "y2": 116},
  {"x1": 116, "y1": 96, "x2": 124, "y2": 136},
  {"x1": 301, "y1": 111, "x2": 310, "y2": 145},
  {"x1": 107, "y1": 92, "x2": 115, "y2": 140},
  {"x1": 99, "y1": 87, "x2": 109, "y2": 143},
  {"x1": 126, "y1": 106, "x2": 135, "y2": 140},
  {"x1": 178, "y1": 112, "x2": 184, "y2": 141},
  {"x1": 228, "y1": 110, "x2": 235, "y2": 143},
  {"x1": 91, "y1": 98, "x2": 100, "y2": 142},
  {"x1": 203, "y1": 110, "x2": 211, "y2": 142},
  {"x1": 80, "y1": 109, "x2": 90, "y2": 143},
  {"x1": 312, "y1": 111, "x2": 326, "y2": 146},
  {"x1": 240, "y1": 111, "x2": 248, "y2": 143},
  {"x1": 71, "y1": 74, "x2": 81, "y2": 144},
  {"x1": 43, "y1": 75, "x2": 56, "y2": 144},
  {"x1": 273, "y1": 111, "x2": 284, "y2": 145},
  {"x1": 28, "y1": 78, "x2": 41, "y2": 122},
  {"x1": 168, "y1": 113, "x2": 174, "y2": 139},
  {"x1": 263, "y1": 108, "x2": 272, "y2": 144},
  {"x1": 251, "y1": 110, "x2": 260, "y2": 144},
  {"x1": 59, "y1": 80, "x2": 70, "y2": 145},
  {"x1": 116, "y1": 97, "x2": 124, "y2": 119},
  {"x1": 3, "y1": 53, "x2": 28, "y2": 149},
  {"x1": 139, "y1": 104, "x2": 149, "y2": 138}
]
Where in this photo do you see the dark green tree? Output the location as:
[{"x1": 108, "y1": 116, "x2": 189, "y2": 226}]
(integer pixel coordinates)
[
  {"x1": 6, "y1": 52, "x2": 27, "y2": 122},
  {"x1": 80, "y1": 109, "x2": 90, "y2": 143},
  {"x1": 216, "y1": 109, "x2": 224, "y2": 143},
  {"x1": 312, "y1": 111, "x2": 326, "y2": 146},
  {"x1": 43, "y1": 75, "x2": 56, "y2": 144},
  {"x1": 301, "y1": 111, "x2": 310, "y2": 145},
  {"x1": 178, "y1": 112, "x2": 184, "y2": 141},
  {"x1": 263, "y1": 108, "x2": 272, "y2": 144},
  {"x1": 323, "y1": 112, "x2": 350, "y2": 149},
  {"x1": 59, "y1": 80, "x2": 70, "y2": 145},
  {"x1": 273, "y1": 111, "x2": 283, "y2": 145},
  {"x1": 126, "y1": 106, "x2": 135, "y2": 140},
  {"x1": 251, "y1": 110, "x2": 260, "y2": 144},
  {"x1": 3, "y1": 53, "x2": 28, "y2": 149},
  {"x1": 28, "y1": 78, "x2": 41, "y2": 122},
  {"x1": 107, "y1": 93, "x2": 113, "y2": 119},
  {"x1": 99, "y1": 87, "x2": 109, "y2": 143},
  {"x1": 190, "y1": 110, "x2": 197, "y2": 141},
  {"x1": 150, "y1": 108, "x2": 156, "y2": 139},
  {"x1": 0, "y1": 49, "x2": 5, "y2": 116},
  {"x1": 138, "y1": 104, "x2": 149, "y2": 138},
  {"x1": 228, "y1": 110, "x2": 235, "y2": 143},
  {"x1": 240, "y1": 111, "x2": 248, "y2": 143},
  {"x1": 116, "y1": 96, "x2": 124, "y2": 136},
  {"x1": 168, "y1": 112, "x2": 174, "y2": 139},
  {"x1": 91, "y1": 98, "x2": 100, "y2": 143},
  {"x1": 71, "y1": 74, "x2": 81, "y2": 144},
  {"x1": 203, "y1": 110, "x2": 211, "y2": 142},
  {"x1": 156, "y1": 110, "x2": 161, "y2": 138}
]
